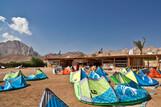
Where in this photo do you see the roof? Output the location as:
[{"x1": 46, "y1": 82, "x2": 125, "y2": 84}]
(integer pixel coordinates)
[{"x1": 44, "y1": 54, "x2": 161, "y2": 60}]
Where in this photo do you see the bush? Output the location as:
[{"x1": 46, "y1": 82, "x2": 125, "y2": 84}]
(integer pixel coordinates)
[
  {"x1": 31, "y1": 57, "x2": 45, "y2": 67},
  {"x1": 0, "y1": 57, "x2": 46, "y2": 68}
]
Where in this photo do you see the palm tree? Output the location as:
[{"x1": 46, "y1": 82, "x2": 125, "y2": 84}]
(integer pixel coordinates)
[{"x1": 133, "y1": 37, "x2": 146, "y2": 55}]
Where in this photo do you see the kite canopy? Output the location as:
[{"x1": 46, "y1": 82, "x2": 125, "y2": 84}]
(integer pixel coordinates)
[
  {"x1": 74, "y1": 76, "x2": 150, "y2": 106},
  {"x1": 63, "y1": 66, "x2": 72, "y2": 75},
  {"x1": 88, "y1": 71, "x2": 100, "y2": 80},
  {"x1": 110, "y1": 72, "x2": 139, "y2": 88},
  {"x1": 95, "y1": 67, "x2": 109, "y2": 81},
  {"x1": 70, "y1": 69, "x2": 87, "y2": 83},
  {"x1": 39, "y1": 88, "x2": 68, "y2": 107},
  {"x1": 3, "y1": 69, "x2": 48, "y2": 81},
  {"x1": 137, "y1": 69, "x2": 159, "y2": 86},
  {"x1": 71, "y1": 68, "x2": 150, "y2": 106},
  {"x1": 3, "y1": 70, "x2": 26, "y2": 81},
  {"x1": 148, "y1": 68, "x2": 161, "y2": 78},
  {"x1": 70, "y1": 67, "x2": 109, "y2": 83},
  {"x1": 25, "y1": 69, "x2": 48, "y2": 81},
  {"x1": 0, "y1": 75, "x2": 27, "y2": 92},
  {"x1": 120, "y1": 68, "x2": 159, "y2": 86}
]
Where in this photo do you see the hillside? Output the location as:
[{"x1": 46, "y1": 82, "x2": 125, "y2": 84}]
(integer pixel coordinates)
[
  {"x1": 0, "y1": 55, "x2": 32, "y2": 63},
  {"x1": 0, "y1": 40, "x2": 39, "y2": 63},
  {"x1": 0, "y1": 40, "x2": 39, "y2": 57}
]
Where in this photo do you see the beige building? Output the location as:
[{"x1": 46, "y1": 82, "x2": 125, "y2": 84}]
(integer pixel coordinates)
[{"x1": 44, "y1": 54, "x2": 161, "y2": 69}]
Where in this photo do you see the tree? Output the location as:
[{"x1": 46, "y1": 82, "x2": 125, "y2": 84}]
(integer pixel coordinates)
[
  {"x1": 31, "y1": 57, "x2": 45, "y2": 67},
  {"x1": 133, "y1": 37, "x2": 146, "y2": 55}
]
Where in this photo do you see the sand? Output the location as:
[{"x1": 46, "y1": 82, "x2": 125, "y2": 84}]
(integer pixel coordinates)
[{"x1": 0, "y1": 67, "x2": 161, "y2": 107}]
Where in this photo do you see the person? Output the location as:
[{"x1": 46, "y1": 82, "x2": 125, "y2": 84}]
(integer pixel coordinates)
[
  {"x1": 52, "y1": 67, "x2": 56, "y2": 74},
  {"x1": 73, "y1": 64, "x2": 79, "y2": 71},
  {"x1": 54, "y1": 65, "x2": 63, "y2": 74},
  {"x1": 84, "y1": 66, "x2": 90, "y2": 75},
  {"x1": 90, "y1": 65, "x2": 96, "y2": 71}
]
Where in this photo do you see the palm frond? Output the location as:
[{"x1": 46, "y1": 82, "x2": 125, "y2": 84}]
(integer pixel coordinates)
[{"x1": 133, "y1": 37, "x2": 146, "y2": 54}]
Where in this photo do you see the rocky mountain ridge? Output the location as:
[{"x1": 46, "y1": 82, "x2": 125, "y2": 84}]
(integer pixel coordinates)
[{"x1": 0, "y1": 40, "x2": 39, "y2": 57}]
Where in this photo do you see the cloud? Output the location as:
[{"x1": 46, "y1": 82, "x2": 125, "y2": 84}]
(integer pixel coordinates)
[
  {"x1": 0, "y1": 16, "x2": 32, "y2": 42},
  {"x1": 0, "y1": 16, "x2": 6, "y2": 22},
  {"x1": 9, "y1": 17, "x2": 32, "y2": 35},
  {"x1": 2, "y1": 32, "x2": 21, "y2": 42}
]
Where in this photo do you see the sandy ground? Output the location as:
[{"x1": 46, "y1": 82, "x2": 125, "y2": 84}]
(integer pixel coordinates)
[{"x1": 0, "y1": 67, "x2": 160, "y2": 107}]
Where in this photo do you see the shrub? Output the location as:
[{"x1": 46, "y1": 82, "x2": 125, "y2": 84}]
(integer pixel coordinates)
[
  {"x1": 0, "y1": 57, "x2": 45, "y2": 68},
  {"x1": 31, "y1": 57, "x2": 45, "y2": 67}
]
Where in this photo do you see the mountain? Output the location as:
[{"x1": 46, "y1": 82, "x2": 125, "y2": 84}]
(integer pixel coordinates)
[
  {"x1": 44, "y1": 51, "x2": 85, "y2": 59},
  {"x1": 63, "y1": 51, "x2": 85, "y2": 58},
  {"x1": 0, "y1": 55, "x2": 32, "y2": 63},
  {"x1": 0, "y1": 40, "x2": 39, "y2": 57}
]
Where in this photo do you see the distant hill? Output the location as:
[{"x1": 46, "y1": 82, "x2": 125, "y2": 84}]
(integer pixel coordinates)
[
  {"x1": 44, "y1": 51, "x2": 85, "y2": 59},
  {"x1": 0, "y1": 55, "x2": 32, "y2": 63},
  {"x1": 0, "y1": 40, "x2": 39, "y2": 57},
  {"x1": 63, "y1": 51, "x2": 85, "y2": 58},
  {"x1": 0, "y1": 40, "x2": 39, "y2": 63}
]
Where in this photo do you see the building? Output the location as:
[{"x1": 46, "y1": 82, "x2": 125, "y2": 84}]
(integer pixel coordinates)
[{"x1": 44, "y1": 54, "x2": 161, "y2": 69}]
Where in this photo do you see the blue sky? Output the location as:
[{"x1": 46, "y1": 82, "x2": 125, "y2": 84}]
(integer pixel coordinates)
[{"x1": 0, "y1": 0, "x2": 161, "y2": 55}]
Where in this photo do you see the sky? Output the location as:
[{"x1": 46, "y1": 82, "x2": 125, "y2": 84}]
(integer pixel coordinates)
[{"x1": 0, "y1": 0, "x2": 161, "y2": 55}]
